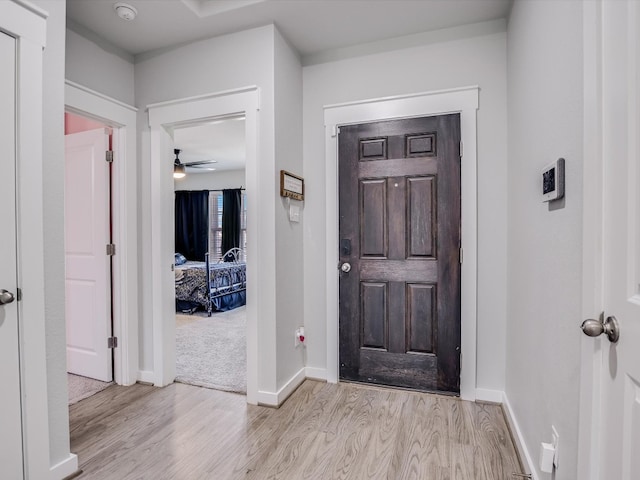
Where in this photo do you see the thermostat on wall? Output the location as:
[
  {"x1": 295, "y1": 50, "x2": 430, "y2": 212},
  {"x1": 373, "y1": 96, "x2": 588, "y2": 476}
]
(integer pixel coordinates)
[{"x1": 542, "y1": 158, "x2": 565, "y2": 202}]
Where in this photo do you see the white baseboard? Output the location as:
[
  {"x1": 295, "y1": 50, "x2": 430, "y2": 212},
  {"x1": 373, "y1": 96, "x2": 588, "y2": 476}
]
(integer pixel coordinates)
[
  {"x1": 257, "y1": 367, "x2": 306, "y2": 407},
  {"x1": 475, "y1": 388, "x2": 504, "y2": 403},
  {"x1": 137, "y1": 370, "x2": 155, "y2": 384},
  {"x1": 305, "y1": 367, "x2": 327, "y2": 381},
  {"x1": 502, "y1": 392, "x2": 538, "y2": 480},
  {"x1": 50, "y1": 453, "x2": 78, "y2": 480}
]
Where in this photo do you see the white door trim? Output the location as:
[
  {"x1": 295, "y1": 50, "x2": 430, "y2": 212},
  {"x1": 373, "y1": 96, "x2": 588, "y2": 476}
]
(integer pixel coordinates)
[
  {"x1": 0, "y1": 1, "x2": 71, "y2": 478},
  {"x1": 576, "y1": 2, "x2": 604, "y2": 479},
  {"x1": 324, "y1": 86, "x2": 479, "y2": 400},
  {"x1": 147, "y1": 86, "x2": 260, "y2": 405},
  {"x1": 65, "y1": 80, "x2": 139, "y2": 386}
]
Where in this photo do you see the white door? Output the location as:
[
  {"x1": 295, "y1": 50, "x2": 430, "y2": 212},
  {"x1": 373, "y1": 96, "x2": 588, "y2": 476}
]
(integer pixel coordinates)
[
  {"x1": 65, "y1": 128, "x2": 113, "y2": 381},
  {"x1": 0, "y1": 30, "x2": 24, "y2": 479},
  {"x1": 584, "y1": 1, "x2": 640, "y2": 478}
]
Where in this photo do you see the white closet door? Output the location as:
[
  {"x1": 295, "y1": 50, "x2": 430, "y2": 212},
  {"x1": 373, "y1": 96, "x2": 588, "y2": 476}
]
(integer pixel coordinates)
[
  {"x1": 65, "y1": 128, "x2": 112, "y2": 381},
  {"x1": 0, "y1": 30, "x2": 24, "y2": 480}
]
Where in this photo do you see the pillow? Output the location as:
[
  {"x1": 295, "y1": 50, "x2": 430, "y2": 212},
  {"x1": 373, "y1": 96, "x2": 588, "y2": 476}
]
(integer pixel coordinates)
[{"x1": 174, "y1": 253, "x2": 187, "y2": 266}]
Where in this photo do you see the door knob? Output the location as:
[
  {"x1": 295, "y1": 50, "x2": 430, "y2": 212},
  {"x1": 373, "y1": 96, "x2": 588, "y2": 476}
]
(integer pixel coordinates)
[
  {"x1": 340, "y1": 262, "x2": 351, "y2": 273},
  {"x1": 0, "y1": 289, "x2": 15, "y2": 305},
  {"x1": 581, "y1": 315, "x2": 620, "y2": 343}
]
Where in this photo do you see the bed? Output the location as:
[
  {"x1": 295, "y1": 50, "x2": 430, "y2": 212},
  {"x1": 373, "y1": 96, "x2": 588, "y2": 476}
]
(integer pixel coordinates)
[{"x1": 175, "y1": 248, "x2": 246, "y2": 315}]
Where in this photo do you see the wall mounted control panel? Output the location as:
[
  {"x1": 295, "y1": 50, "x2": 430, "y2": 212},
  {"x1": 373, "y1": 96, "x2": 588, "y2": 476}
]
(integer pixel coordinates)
[{"x1": 542, "y1": 158, "x2": 565, "y2": 202}]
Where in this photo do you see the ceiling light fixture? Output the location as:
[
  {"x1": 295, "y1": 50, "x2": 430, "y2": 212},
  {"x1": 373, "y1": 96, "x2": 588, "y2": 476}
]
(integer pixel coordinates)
[
  {"x1": 173, "y1": 149, "x2": 186, "y2": 179},
  {"x1": 113, "y1": 2, "x2": 138, "y2": 21}
]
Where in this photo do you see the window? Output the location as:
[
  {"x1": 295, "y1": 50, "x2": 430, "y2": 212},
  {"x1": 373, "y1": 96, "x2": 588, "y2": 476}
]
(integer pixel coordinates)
[{"x1": 208, "y1": 191, "x2": 247, "y2": 262}]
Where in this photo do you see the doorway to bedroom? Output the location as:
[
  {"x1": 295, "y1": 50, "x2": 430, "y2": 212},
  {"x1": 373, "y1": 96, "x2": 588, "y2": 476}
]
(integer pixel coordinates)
[{"x1": 172, "y1": 116, "x2": 248, "y2": 395}]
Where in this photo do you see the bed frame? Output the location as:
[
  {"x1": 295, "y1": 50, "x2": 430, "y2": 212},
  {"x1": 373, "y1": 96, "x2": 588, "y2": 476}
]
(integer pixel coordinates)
[{"x1": 204, "y1": 248, "x2": 246, "y2": 316}]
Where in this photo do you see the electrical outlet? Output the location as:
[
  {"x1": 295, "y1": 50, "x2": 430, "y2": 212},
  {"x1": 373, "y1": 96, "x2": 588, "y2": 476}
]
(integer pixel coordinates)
[
  {"x1": 295, "y1": 327, "x2": 305, "y2": 347},
  {"x1": 551, "y1": 425, "x2": 559, "y2": 469}
]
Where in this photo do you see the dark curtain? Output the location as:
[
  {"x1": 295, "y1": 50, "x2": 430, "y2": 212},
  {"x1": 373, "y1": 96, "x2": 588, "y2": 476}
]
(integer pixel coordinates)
[
  {"x1": 221, "y1": 189, "x2": 242, "y2": 261},
  {"x1": 175, "y1": 190, "x2": 209, "y2": 261}
]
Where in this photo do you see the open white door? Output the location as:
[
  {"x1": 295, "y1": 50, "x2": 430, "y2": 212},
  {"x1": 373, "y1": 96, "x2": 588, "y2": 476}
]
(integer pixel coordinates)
[
  {"x1": 0, "y1": 29, "x2": 24, "y2": 480},
  {"x1": 65, "y1": 128, "x2": 113, "y2": 382},
  {"x1": 581, "y1": 1, "x2": 640, "y2": 478}
]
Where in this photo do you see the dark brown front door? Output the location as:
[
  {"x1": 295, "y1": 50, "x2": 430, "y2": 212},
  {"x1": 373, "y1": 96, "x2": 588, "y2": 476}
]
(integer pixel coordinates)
[{"x1": 338, "y1": 114, "x2": 461, "y2": 394}]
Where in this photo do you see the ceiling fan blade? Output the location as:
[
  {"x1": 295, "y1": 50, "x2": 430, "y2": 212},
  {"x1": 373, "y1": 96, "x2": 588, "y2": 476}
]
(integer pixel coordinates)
[
  {"x1": 187, "y1": 164, "x2": 216, "y2": 169},
  {"x1": 183, "y1": 159, "x2": 218, "y2": 167}
]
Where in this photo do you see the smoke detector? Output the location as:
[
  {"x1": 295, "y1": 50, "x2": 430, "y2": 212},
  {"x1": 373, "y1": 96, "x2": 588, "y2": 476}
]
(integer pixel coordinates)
[{"x1": 114, "y1": 3, "x2": 138, "y2": 21}]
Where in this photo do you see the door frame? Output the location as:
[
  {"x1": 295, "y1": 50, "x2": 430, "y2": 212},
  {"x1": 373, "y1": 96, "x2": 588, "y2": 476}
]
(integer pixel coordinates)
[
  {"x1": 0, "y1": 1, "x2": 71, "y2": 478},
  {"x1": 147, "y1": 86, "x2": 260, "y2": 405},
  {"x1": 324, "y1": 86, "x2": 479, "y2": 401},
  {"x1": 576, "y1": 2, "x2": 603, "y2": 478},
  {"x1": 65, "y1": 80, "x2": 139, "y2": 386}
]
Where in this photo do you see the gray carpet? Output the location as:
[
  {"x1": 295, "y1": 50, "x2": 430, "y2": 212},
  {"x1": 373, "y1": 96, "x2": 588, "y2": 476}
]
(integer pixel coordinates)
[
  {"x1": 175, "y1": 306, "x2": 246, "y2": 394},
  {"x1": 68, "y1": 373, "x2": 113, "y2": 405}
]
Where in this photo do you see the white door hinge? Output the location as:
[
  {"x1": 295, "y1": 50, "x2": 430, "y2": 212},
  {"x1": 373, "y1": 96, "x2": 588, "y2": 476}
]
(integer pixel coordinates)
[
  {"x1": 106, "y1": 244, "x2": 116, "y2": 256},
  {"x1": 459, "y1": 141, "x2": 463, "y2": 158},
  {"x1": 459, "y1": 247, "x2": 463, "y2": 264},
  {"x1": 107, "y1": 336, "x2": 118, "y2": 349}
]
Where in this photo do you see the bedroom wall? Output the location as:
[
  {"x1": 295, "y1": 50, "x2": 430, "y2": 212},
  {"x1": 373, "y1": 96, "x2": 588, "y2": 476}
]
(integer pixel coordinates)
[
  {"x1": 65, "y1": 27, "x2": 135, "y2": 106},
  {"x1": 173, "y1": 169, "x2": 245, "y2": 191},
  {"x1": 134, "y1": 25, "x2": 286, "y2": 395},
  {"x1": 302, "y1": 21, "x2": 508, "y2": 393},
  {"x1": 273, "y1": 28, "x2": 304, "y2": 388},
  {"x1": 506, "y1": 1, "x2": 584, "y2": 477},
  {"x1": 31, "y1": 0, "x2": 72, "y2": 468},
  {"x1": 64, "y1": 112, "x2": 106, "y2": 135}
]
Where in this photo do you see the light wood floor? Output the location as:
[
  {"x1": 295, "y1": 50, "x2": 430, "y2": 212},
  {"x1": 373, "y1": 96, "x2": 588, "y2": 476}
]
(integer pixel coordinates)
[{"x1": 69, "y1": 380, "x2": 524, "y2": 479}]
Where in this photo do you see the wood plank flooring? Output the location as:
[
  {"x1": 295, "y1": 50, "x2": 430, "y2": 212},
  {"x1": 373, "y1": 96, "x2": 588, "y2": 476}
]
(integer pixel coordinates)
[{"x1": 69, "y1": 380, "x2": 524, "y2": 480}]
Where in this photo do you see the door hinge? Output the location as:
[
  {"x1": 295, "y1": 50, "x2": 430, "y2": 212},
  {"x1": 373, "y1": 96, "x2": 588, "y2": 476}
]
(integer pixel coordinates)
[
  {"x1": 106, "y1": 244, "x2": 116, "y2": 256},
  {"x1": 459, "y1": 141, "x2": 463, "y2": 158},
  {"x1": 106, "y1": 150, "x2": 114, "y2": 163},
  {"x1": 459, "y1": 247, "x2": 463, "y2": 264},
  {"x1": 107, "y1": 336, "x2": 118, "y2": 349},
  {"x1": 16, "y1": 288, "x2": 22, "y2": 302}
]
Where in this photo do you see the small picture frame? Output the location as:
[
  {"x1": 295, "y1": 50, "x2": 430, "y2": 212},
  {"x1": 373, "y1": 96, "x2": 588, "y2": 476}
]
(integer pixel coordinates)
[{"x1": 280, "y1": 170, "x2": 304, "y2": 201}]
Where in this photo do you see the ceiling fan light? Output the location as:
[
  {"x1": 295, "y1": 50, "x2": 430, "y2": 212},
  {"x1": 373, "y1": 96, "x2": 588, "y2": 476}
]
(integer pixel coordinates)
[{"x1": 173, "y1": 163, "x2": 186, "y2": 179}]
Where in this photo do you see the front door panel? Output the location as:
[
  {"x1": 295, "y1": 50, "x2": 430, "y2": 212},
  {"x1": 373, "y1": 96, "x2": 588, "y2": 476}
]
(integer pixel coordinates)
[{"x1": 339, "y1": 115, "x2": 461, "y2": 394}]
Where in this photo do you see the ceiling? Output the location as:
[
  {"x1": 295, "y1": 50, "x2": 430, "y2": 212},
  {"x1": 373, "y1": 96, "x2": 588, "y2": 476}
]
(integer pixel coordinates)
[
  {"x1": 68, "y1": 0, "x2": 512, "y2": 174},
  {"x1": 67, "y1": 0, "x2": 512, "y2": 58},
  {"x1": 173, "y1": 116, "x2": 246, "y2": 173}
]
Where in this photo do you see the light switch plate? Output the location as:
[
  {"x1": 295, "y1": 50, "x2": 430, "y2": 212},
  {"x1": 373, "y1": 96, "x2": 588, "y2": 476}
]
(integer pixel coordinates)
[{"x1": 289, "y1": 204, "x2": 300, "y2": 222}]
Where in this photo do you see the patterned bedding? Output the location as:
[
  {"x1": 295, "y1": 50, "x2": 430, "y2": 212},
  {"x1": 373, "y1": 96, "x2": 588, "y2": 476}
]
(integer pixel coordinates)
[{"x1": 175, "y1": 260, "x2": 246, "y2": 313}]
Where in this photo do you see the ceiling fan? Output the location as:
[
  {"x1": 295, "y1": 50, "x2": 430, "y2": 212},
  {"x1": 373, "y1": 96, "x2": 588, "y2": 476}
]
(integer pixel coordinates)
[{"x1": 173, "y1": 149, "x2": 218, "y2": 178}]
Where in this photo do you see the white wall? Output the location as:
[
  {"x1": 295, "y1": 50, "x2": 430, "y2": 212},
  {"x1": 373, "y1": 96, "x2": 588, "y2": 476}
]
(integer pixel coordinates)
[
  {"x1": 65, "y1": 28, "x2": 135, "y2": 106},
  {"x1": 302, "y1": 22, "x2": 508, "y2": 392},
  {"x1": 31, "y1": 0, "x2": 71, "y2": 468},
  {"x1": 134, "y1": 26, "x2": 282, "y2": 393},
  {"x1": 274, "y1": 29, "x2": 304, "y2": 387},
  {"x1": 506, "y1": 1, "x2": 584, "y2": 478},
  {"x1": 174, "y1": 169, "x2": 245, "y2": 191}
]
